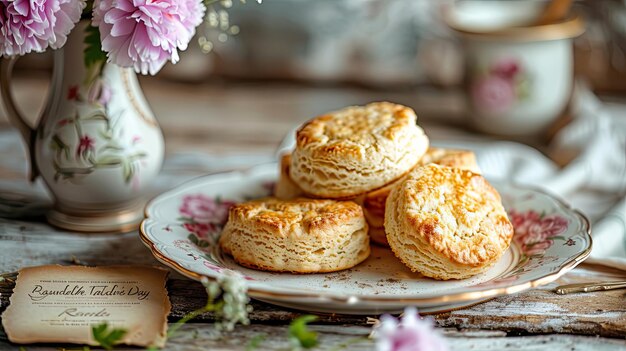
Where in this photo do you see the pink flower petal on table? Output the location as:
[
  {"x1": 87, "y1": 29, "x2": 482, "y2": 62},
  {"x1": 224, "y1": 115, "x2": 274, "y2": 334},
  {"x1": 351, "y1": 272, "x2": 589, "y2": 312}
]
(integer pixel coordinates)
[{"x1": 375, "y1": 307, "x2": 448, "y2": 351}]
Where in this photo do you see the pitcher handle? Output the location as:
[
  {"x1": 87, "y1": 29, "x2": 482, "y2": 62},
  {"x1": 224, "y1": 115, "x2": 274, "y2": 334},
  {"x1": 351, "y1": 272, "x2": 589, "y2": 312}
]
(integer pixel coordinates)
[{"x1": 1, "y1": 57, "x2": 39, "y2": 181}]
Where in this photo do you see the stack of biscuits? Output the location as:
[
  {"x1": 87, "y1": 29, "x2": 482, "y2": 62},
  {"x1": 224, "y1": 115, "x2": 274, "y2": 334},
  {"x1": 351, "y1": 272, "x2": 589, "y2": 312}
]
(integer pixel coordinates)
[{"x1": 219, "y1": 102, "x2": 514, "y2": 280}]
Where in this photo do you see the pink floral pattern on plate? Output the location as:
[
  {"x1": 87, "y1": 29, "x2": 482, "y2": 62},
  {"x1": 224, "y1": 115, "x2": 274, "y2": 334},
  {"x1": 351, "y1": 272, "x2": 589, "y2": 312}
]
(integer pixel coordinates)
[
  {"x1": 178, "y1": 194, "x2": 236, "y2": 245},
  {"x1": 509, "y1": 209, "x2": 569, "y2": 257},
  {"x1": 485, "y1": 209, "x2": 571, "y2": 284}
]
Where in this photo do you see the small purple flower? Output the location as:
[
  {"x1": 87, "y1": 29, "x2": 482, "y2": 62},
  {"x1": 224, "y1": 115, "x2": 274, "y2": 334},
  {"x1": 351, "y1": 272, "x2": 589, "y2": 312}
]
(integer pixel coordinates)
[
  {"x1": 375, "y1": 307, "x2": 448, "y2": 351},
  {"x1": 0, "y1": 0, "x2": 84, "y2": 56},
  {"x1": 92, "y1": 0, "x2": 206, "y2": 75}
]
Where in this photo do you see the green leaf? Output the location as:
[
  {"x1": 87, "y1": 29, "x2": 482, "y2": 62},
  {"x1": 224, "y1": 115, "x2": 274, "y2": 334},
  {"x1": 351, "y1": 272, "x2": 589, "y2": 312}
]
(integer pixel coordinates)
[
  {"x1": 188, "y1": 234, "x2": 199, "y2": 244},
  {"x1": 91, "y1": 322, "x2": 127, "y2": 350},
  {"x1": 84, "y1": 25, "x2": 107, "y2": 71},
  {"x1": 102, "y1": 144, "x2": 125, "y2": 152},
  {"x1": 288, "y1": 315, "x2": 318, "y2": 349},
  {"x1": 95, "y1": 155, "x2": 123, "y2": 166},
  {"x1": 121, "y1": 160, "x2": 133, "y2": 183},
  {"x1": 83, "y1": 112, "x2": 108, "y2": 121},
  {"x1": 129, "y1": 151, "x2": 148, "y2": 161}
]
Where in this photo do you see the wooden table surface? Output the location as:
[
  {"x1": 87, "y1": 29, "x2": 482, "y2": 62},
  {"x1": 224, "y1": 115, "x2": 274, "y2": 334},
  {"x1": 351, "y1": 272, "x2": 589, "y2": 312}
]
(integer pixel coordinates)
[{"x1": 1, "y1": 74, "x2": 625, "y2": 350}]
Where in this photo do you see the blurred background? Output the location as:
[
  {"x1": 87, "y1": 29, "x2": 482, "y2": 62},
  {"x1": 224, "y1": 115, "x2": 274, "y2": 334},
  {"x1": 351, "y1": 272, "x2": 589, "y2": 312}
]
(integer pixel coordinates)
[
  {"x1": 1, "y1": 0, "x2": 625, "y2": 236},
  {"x1": 2, "y1": 0, "x2": 625, "y2": 156}
]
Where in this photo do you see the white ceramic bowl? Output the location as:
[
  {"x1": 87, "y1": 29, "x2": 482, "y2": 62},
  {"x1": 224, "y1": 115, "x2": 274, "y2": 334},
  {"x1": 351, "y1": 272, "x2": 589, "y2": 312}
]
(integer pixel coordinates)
[{"x1": 447, "y1": 1, "x2": 585, "y2": 136}]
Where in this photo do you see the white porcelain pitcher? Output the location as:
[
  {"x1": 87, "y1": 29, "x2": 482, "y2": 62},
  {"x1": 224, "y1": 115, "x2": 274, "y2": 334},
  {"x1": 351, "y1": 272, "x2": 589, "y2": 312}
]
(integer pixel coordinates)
[{"x1": 0, "y1": 22, "x2": 164, "y2": 233}]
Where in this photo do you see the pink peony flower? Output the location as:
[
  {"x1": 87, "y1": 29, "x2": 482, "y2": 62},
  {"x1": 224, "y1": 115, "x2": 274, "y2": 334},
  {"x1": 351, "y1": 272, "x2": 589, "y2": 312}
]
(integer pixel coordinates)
[
  {"x1": 0, "y1": 0, "x2": 84, "y2": 56},
  {"x1": 471, "y1": 75, "x2": 515, "y2": 112},
  {"x1": 179, "y1": 194, "x2": 234, "y2": 226},
  {"x1": 375, "y1": 307, "x2": 448, "y2": 351},
  {"x1": 92, "y1": 0, "x2": 206, "y2": 75}
]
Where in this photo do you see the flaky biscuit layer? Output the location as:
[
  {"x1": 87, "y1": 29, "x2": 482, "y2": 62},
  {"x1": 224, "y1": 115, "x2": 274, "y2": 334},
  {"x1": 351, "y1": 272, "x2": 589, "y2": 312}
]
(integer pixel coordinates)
[
  {"x1": 363, "y1": 148, "x2": 482, "y2": 246},
  {"x1": 384, "y1": 164, "x2": 513, "y2": 280},
  {"x1": 290, "y1": 102, "x2": 429, "y2": 198},
  {"x1": 219, "y1": 198, "x2": 370, "y2": 273}
]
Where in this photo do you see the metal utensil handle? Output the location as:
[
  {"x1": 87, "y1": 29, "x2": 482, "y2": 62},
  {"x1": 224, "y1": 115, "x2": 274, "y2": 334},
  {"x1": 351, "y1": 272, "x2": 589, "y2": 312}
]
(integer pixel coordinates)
[{"x1": 555, "y1": 281, "x2": 626, "y2": 295}]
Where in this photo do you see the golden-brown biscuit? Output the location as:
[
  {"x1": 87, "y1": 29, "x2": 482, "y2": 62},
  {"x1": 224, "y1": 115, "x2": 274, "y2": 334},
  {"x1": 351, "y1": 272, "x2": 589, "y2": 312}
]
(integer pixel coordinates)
[
  {"x1": 363, "y1": 147, "x2": 481, "y2": 246},
  {"x1": 219, "y1": 198, "x2": 370, "y2": 273},
  {"x1": 290, "y1": 102, "x2": 429, "y2": 198},
  {"x1": 274, "y1": 154, "x2": 305, "y2": 200},
  {"x1": 385, "y1": 164, "x2": 513, "y2": 280},
  {"x1": 419, "y1": 147, "x2": 481, "y2": 174}
]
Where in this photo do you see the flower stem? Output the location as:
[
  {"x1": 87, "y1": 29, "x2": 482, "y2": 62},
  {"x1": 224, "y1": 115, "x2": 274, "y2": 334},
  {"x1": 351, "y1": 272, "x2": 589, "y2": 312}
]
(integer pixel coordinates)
[{"x1": 167, "y1": 304, "x2": 217, "y2": 338}]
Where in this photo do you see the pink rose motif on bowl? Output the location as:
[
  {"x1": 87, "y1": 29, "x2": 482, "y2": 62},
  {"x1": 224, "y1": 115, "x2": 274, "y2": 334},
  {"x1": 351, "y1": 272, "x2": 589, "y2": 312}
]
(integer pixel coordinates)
[
  {"x1": 491, "y1": 58, "x2": 521, "y2": 80},
  {"x1": 509, "y1": 209, "x2": 569, "y2": 257},
  {"x1": 471, "y1": 76, "x2": 516, "y2": 112},
  {"x1": 178, "y1": 194, "x2": 235, "y2": 241},
  {"x1": 471, "y1": 57, "x2": 531, "y2": 113}
]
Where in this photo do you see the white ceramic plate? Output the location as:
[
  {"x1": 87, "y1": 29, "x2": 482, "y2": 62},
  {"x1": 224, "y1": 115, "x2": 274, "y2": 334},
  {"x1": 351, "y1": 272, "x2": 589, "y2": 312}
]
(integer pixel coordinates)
[{"x1": 140, "y1": 163, "x2": 591, "y2": 315}]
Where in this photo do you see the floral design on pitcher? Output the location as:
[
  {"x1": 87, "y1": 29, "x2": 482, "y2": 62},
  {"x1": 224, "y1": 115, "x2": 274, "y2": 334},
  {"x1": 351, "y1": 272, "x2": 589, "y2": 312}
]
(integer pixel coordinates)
[
  {"x1": 178, "y1": 194, "x2": 236, "y2": 249},
  {"x1": 48, "y1": 78, "x2": 147, "y2": 184},
  {"x1": 471, "y1": 57, "x2": 531, "y2": 112}
]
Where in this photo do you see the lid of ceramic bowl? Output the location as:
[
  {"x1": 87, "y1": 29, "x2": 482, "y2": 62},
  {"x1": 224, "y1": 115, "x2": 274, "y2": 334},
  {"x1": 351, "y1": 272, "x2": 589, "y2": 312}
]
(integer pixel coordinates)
[{"x1": 445, "y1": 0, "x2": 585, "y2": 41}]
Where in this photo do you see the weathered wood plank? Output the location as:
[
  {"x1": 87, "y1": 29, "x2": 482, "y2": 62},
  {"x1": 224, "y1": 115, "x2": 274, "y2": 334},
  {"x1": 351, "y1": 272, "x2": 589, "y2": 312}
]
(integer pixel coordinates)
[
  {"x1": 3, "y1": 270, "x2": 626, "y2": 338},
  {"x1": 2, "y1": 325, "x2": 626, "y2": 351}
]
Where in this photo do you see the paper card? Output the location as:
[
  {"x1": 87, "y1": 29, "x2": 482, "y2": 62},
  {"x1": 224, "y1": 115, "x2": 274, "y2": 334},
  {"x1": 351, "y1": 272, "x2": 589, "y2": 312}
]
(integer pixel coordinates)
[{"x1": 1, "y1": 265, "x2": 170, "y2": 347}]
